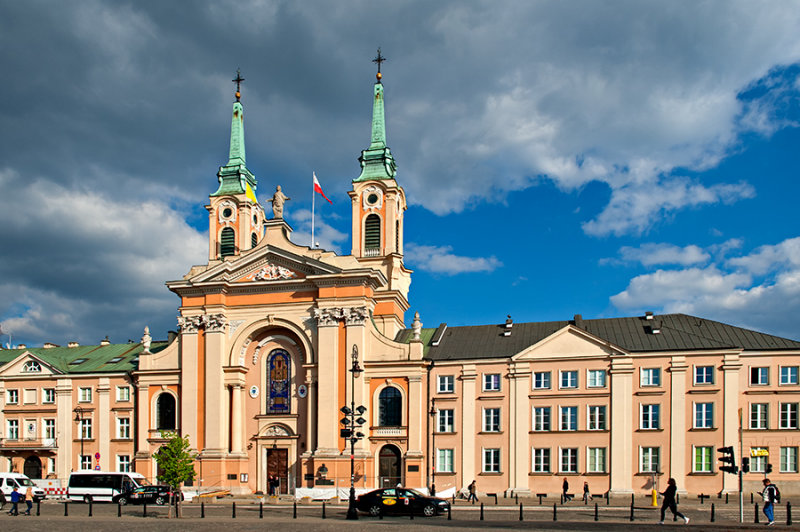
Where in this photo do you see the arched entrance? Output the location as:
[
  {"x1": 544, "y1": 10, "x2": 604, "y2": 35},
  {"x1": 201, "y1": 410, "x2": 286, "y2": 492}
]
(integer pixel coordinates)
[
  {"x1": 24, "y1": 456, "x2": 42, "y2": 479},
  {"x1": 378, "y1": 444, "x2": 402, "y2": 488}
]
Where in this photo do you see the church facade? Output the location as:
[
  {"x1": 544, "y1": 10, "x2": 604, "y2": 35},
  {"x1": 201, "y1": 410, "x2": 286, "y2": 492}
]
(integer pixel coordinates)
[{"x1": 2, "y1": 68, "x2": 800, "y2": 497}]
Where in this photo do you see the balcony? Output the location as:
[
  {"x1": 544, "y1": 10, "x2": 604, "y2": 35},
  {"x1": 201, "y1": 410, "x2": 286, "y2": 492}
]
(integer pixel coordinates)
[
  {"x1": 0, "y1": 438, "x2": 58, "y2": 451},
  {"x1": 364, "y1": 247, "x2": 380, "y2": 257},
  {"x1": 371, "y1": 426, "x2": 407, "y2": 438}
]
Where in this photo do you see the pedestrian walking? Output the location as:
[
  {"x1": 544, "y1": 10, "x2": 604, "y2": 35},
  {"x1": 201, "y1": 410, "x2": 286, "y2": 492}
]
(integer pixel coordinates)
[
  {"x1": 582, "y1": 481, "x2": 592, "y2": 503},
  {"x1": 562, "y1": 478, "x2": 572, "y2": 502},
  {"x1": 467, "y1": 480, "x2": 478, "y2": 503},
  {"x1": 24, "y1": 485, "x2": 33, "y2": 515},
  {"x1": 658, "y1": 478, "x2": 689, "y2": 525},
  {"x1": 7, "y1": 486, "x2": 20, "y2": 516},
  {"x1": 758, "y1": 478, "x2": 780, "y2": 526}
]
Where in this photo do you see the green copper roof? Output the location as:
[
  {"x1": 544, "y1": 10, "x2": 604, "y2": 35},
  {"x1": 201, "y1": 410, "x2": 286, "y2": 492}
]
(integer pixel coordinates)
[
  {"x1": 0, "y1": 342, "x2": 169, "y2": 373},
  {"x1": 211, "y1": 98, "x2": 258, "y2": 199},
  {"x1": 354, "y1": 81, "x2": 397, "y2": 182}
]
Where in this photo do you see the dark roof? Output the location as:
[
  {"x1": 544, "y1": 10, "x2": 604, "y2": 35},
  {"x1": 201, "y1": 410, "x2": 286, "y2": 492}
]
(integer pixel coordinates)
[
  {"x1": 393, "y1": 313, "x2": 800, "y2": 361},
  {"x1": 0, "y1": 342, "x2": 169, "y2": 373}
]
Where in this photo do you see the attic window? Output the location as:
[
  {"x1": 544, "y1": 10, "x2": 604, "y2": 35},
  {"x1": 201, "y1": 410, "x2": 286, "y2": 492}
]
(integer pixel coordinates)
[
  {"x1": 22, "y1": 360, "x2": 41, "y2": 373},
  {"x1": 108, "y1": 357, "x2": 124, "y2": 364},
  {"x1": 69, "y1": 358, "x2": 88, "y2": 365}
]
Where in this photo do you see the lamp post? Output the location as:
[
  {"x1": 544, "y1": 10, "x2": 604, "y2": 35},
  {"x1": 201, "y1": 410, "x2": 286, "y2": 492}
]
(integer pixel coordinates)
[
  {"x1": 341, "y1": 345, "x2": 366, "y2": 520},
  {"x1": 429, "y1": 399, "x2": 436, "y2": 496},
  {"x1": 73, "y1": 406, "x2": 84, "y2": 469}
]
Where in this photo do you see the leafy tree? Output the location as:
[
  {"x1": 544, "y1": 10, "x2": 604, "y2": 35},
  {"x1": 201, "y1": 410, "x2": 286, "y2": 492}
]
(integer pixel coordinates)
[{"x1": 154, "y1": 431, "x2": 197, "y2": 518}]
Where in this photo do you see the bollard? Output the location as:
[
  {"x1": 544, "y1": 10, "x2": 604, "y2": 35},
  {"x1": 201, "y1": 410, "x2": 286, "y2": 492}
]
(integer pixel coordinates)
[
  {"x1": 64, "y1": 501, "x2": 69, "y2": 516},
  {"x1": 447, "y1": 505, "x2": 451, "y2": 520},
  {"x1": 539, "y1": 493, "x2": 544, "y2": 505},
  {"x1": 293, "y1": 501, "x2": 296, "y2": 519},
  {"x1": 519, "y1": 503, "x2": 523, "y2": 521},
  {"x1": 595, "y1": 502, "x2": 599, "y2": 521},
  {"x1": 118, "y1": 501, "x2": 122, "y2": 517},
  {"x1": 631, "y1": 493, "x2": 634, "y2": 506},
  {"x1": 515, "y1": 494, "x2": 519, "y2": 505},
  {"x1": 260, "y1": 501, "x2": 263, "y2": 518},
  {"x1": 322, "y1": 501, "x2": 326, "y2": 519},
  {"x1": 143, "y1": 502, "x2": 147, "y2": 518},
  {"x1": 751, "y1": 492, "x2": 754, "y2": 504},
  {"x1": 676, "y1": 493, "x2": 680, "y2": 504},
  {"x1": 726, "y1": 492, "x2": 729, "y2": 504},
  {"x1": 787, "y1": 501, "x2": 792, "y2": 526},
  {"x1": 37, "y1": 500, "x2": 40, "y2": 516},
  {"x1": 629, "y1": 501, "x2": 634, "y2": 521},
  {"x1": 232, "y1": 501, "x2": 236, "y2": 519},
  {"x1": 492, "y1": 493, "x2": 498, "y2": 505},
  {"x1": 553, "y1": 502, "x2": 557, "y2": 521},
  {"x1": 755, "y1": 503, "x2": 760, "y2": 524},
  {"x1": 480, "y1": 502, "x2": 484, "y2": 520},
  {"x1": 201, "y1": 501, "x2": 205, "y2": 518},
  {"x1": 607, "y1": 491, "x2": 610, "y2": 506},
  {"x1": 699, "y1": 493, "x2": 707, "y2": 504},
  {"x1": 711, "y1": 502, "x2": 715, "y2": 522},
  {"x1": 89, "y1": 500, "x2": 93, "y2": 517}
]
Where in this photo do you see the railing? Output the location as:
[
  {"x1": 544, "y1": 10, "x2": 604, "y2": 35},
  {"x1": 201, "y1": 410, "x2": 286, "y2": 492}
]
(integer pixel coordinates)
[
  {"x1": 0, "y1": 438, "x2": 57, "y2": 450},
  {"x1": 372, "y1": 426, "x2": 407, "y2": 437},
  {"x1": 364, "y1": 247, "x2": 380, "y2": 257}
]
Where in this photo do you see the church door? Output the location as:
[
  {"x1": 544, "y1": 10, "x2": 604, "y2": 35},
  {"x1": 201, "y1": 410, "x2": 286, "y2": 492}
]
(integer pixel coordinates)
[
  {"x1": 267, "y1": 448, "x2": 289, "y2": 494},
  {"x1": 24, "y1": 455, "x2": 42, "y2": 479},
  {"x1": 378, "y1": 445, "x2": 402, "y2": 488}
]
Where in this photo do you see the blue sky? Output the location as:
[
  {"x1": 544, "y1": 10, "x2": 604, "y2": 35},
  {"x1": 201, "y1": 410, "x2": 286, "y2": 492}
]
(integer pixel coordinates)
[{"x1": 1, "y1": 1, "x2": 800, "y2": 346}]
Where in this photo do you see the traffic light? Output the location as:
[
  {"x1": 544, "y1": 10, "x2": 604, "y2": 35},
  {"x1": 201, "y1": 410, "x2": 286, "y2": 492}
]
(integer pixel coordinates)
[
  {"x1": 741, "y1": 457, "x2": 750, "y2": 473},
  {"x1": 717, "y1": 446, "x2": 738, "y2": 474},
  {"x1": 766, "y1": 463, "x2": 773, "y2": 474}
]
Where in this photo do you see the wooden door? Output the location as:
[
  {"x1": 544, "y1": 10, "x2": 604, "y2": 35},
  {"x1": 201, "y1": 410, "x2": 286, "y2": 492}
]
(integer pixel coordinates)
[{"x1": 267, "y1": 448, "x2": 289, "y2": 494}]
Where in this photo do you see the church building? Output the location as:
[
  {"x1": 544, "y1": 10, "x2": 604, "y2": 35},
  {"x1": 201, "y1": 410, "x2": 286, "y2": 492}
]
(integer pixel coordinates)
[{"x1": 1, "y1": 63, "x2": 800, "y2": 498}]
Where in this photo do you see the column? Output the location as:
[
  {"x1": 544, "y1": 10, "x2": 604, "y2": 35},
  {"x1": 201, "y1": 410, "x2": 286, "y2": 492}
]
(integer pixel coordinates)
[
  {"x1": 304, "y1": 369, "x2": 317, "y2": 455},
  {"x1": 204, "y1": 325, "x2": 227, "y2": 453},
  {"x1": 180, "y1": 330, "x2": 199, "y2": 449},
  {"x1": 721, "y1": 353, "x2": 742, "y2": 493},
  {"x1": 669, "y1": 356, "x2": 688, "y2": 490},
  {"x1": 230, "y1": 384, "x2": 244, "y2": 454},
  {"x1": 508, "y1": 362, "x2": 531, "y2": 495},
  {"x1": 609, "y1": 356, "x2": 634, "y2": 494},
  {"x1": 55, "y1": 379, "x2": 73, "y2": 479},
  {"x1": 98, "y1": 378, "x2": 111, "y2": 470},
  {"x1": 315, "y1": 318, "x2": 340, "y2": 455},
  {"x1": 460, "y1": 365, "x2": 477, "y2": 485}
]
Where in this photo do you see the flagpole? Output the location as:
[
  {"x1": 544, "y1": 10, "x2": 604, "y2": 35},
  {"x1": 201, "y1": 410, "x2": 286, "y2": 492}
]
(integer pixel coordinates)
[{"x1": 311, "y1": 172, "x2": 316, "y2": 248}]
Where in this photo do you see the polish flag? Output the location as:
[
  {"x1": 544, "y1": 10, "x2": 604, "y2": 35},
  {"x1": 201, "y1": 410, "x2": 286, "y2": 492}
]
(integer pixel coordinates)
[{"x1": 313, "y1": 172, "x2": 332, "y2": 204}]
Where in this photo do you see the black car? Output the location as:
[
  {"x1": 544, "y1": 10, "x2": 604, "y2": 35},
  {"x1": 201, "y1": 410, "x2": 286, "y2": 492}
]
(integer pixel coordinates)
[
  {"x1": 113, "y1": 485, "x2": 180, "y2": 506},
  {"x1": 355, "y1": 488, "x2": 450, "y2": 517}
]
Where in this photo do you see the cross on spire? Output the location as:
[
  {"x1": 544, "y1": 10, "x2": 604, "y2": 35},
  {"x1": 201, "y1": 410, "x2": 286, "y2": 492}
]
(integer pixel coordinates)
[
  {"x1": 373, "y1": 48, "x2": 386, "y2": 80},
  {"x1": 232, "y1": 69, "x2": 244, "y2": 101}
]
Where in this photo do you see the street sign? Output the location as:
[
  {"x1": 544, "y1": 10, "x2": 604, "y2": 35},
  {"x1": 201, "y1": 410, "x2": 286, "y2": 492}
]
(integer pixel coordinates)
[
  {"x1": 750, "y1": 449, "x2": 769, "y2": 457},
  {"x1": 95, "y1": 452, "x2": 101, "y2": 459},
  {"x1": 94, "y1": 465, "x2": 100, "y2": 470}
]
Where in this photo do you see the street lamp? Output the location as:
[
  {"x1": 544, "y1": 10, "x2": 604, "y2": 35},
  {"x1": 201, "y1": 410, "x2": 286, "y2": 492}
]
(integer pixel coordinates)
[
  {"x1": 429, "y1": 399, "x2": 437, "y2": 496},
  {"x1": 341, "y1": 345, "x2": 366, "y2": 520},
  {"x1": 73, "y1": 406, "x2": 85, "y2": 469}
]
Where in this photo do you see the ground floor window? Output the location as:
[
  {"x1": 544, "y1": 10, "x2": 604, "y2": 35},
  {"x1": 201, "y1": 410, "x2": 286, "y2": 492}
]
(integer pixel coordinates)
[
  {"x1": 117, "y1": 455, "x2": 131, "y2": 472},
  {"x1": 751, "y1": 447, "x2": 768, "y2": 473},
  {"x1": 532, "y1": 448, "x2": 550, "y2": 473},
  {"x1": 587, "y1": 447, "x2": 606, "y2": 473},
  {"x1": 80, "y1": 455, "x2": 92, "y2": 470},
  {"x1": 483, "y1": 448, "x2": 500, "y2": 473},
  {"x1": 436, "y1": 449, "x2": 454, "y2": 473},
  {"x1": 781, "y1": 447, "x2": 798, "y2": 473},
  {"x1": 640, "y1": 447, "x2": 660, "y2": 473},
  {"x1": 560, "y1": 448, "x2": 578, "y2": 473},
  {"x1": 693, "y1": 446, "x2": 713, "y2": 473}
]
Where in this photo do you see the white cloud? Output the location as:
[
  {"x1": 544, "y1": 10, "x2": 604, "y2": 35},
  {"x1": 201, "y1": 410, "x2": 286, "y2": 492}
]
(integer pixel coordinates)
[
  {"x1": 288, "y1": 208, "x2": 349, "y2": 254},
  {"x1": 617, "y1": 243, "x2": 710, "y2": 267},
  {"x1": 404, "y1": 243, "x2": 502, "y2": 275}
]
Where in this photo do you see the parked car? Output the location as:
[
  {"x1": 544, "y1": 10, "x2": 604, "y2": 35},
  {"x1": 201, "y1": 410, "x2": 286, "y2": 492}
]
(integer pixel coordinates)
[
  {"x1": 0, "y1": 473, "x2": 46, "y2": 502},
  {"x1": 355, "y1": 488, "x2": 450, "y2": 517},
  {"x1": 112, "y1": 485, "x2": 181, "y2": 506}
]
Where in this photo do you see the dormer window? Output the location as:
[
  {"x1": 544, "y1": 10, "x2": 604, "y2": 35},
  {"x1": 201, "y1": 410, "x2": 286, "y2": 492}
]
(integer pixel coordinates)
[{"x1": 22, "y1": 360, "x2": 41, "y2": 373}]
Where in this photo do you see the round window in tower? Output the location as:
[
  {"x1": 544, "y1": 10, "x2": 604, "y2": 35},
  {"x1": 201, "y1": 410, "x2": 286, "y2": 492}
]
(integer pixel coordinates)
[
  {"x1": 222, "y1": 207, "x2": 233, "y2": 219},
  {"x1": 252, "y1": 214, "x2": 258, "y2": 225},
  {"x1": 367, "y1": 193, "x2": 379, "y2": 205}
]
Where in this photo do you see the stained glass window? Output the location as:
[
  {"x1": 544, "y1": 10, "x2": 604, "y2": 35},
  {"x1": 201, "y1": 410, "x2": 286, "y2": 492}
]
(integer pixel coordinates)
[{"x1": 267, "y1": 349, "x2": 291, "y2": 414}]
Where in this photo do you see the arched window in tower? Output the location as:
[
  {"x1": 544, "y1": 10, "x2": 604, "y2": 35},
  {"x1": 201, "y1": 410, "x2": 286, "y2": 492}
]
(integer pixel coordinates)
[
  {"x1": 378, "y1": 386, "x2": 402, "y2": 426},
  {"x1": 156, "y1": 393, "x2": 176, "y2": 430},
  {"x1": 251, "y1": 232, "x2": 258, "y2": 249},
  {"x1": 220, "y1": 227, "x2": 236, "y2": 257},
  {"x1": 395, "y1": 220, "x2": 400, "y2": 253},
  {"x1": 267, "y1": 349, "x2": 291, "y2": 414},
  {"x1": 364, "y1": 214, "x2": 381, "y2": 256}
]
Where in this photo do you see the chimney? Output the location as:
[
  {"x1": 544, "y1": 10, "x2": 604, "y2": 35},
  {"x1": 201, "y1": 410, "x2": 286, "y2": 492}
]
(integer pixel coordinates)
[
  {"x1": 100, "y1": 336, "x2": 110, "y2": 346},
  {"x1": 17, "y1": 344, "x2": 26, "y2": 349},
  {"x1": 43, "y1": 342, "x2": 58, "y2": 349},
  {"x1": 503, "y1": 315, "x2": 513, "y2": 337},
  {"x1": 68, "y1": 341, "x2": 80, "y2": 348},
  {"x1": 573, "y1": 314, "x2": 584, "y2": 328},
  {"x1": 644, "y1": 311, "x2": 654, "y2": 320}
]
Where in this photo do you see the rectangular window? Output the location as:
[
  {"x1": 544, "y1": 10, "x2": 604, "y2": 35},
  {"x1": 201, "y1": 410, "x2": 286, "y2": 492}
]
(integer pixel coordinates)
[
  {"x1": 437, "y1": 375, "x2": 454, "y2": 393},
  {"x1": 533, "y1": 371, "x2": 551, "y2": 390},
  {"x1": 42, "y1": 388, "x2": 56, "y2": 404},
  {"x1": 694, "y1": 402, "x2": 714, "y2": 429},
  {"x1": 483, "y1": 408, "x2": 501, "y2": 432},
  {"x1": 117, "y1": 386, "x2": 131, "y2": 402},
  {"x1": 694, "y1": 365, "x2": 714, "y2": 385},
  {"x1": 780, "y1": 366, "x2": 799, "y2": 385},
  {"x1": 587, "y1": 369, "x2": 606, "y2": 388},
  {"x1": 483, "y1": 373, "x2": 501, "y2": 392},
  {"x1": 117, "y1": 455, "x2": 131, "y2": 473},
  {"x1": 533, "y1": 406, "x2": 551, "y2": 431},
  {"x1": 23, "y1": 389, "x2": 36, "y2": 404},
  {"x1": 780, "y1": 403, "x2": 799, "y2": 429},
  {"x1": 588, "y1": 405, "x2": 607, "y2": 430},
  {"x1": 640, "y1": 368, "x2": 661, "y2": 387},
  {"x1": 780, "y1": 447, "x2": 798, "y2": 473},
  {"x1": 117, "y1": 418, "x2": 131, "y2": 439},
  {"x1": 560, "y1": 406, "x2": 578, "y2": 431},
  {"x1": 6, "y1": 389, "x2": 18, "y2": 404},
  {"x1": 640, "y1": 447, "x2": 660, "y2": 473},
  {"x1": 532, "y1": 448, "x2": 550, "y2": 473},
  {"x1": 750, "y1": 403, "x2": 769, "y2": 429},
  {"x1": 750, "y1": 367, "x2": 769, "y2": 386},
  {"x1": 560, "y1": 448, "x2": 578, "y2": 473},
  {"x1": 7, "y1": 419, "x2": 19, "y2": 440},
  {"x1": 80, "y1": 455, "x2": 92, "y2": 470},
  {"x1": 751, "y1": 448, "x2": 768, "y2": 473},
  {"x1": 78, "y1": 387, "x2": 92, "y2": 403},
  {"x1": 436, "y1": 449, "x2": 454, "y2": 473},
  {"x1": 560, "y1": 370, "x2": 578, "y2": 389},
  {"x1": 43, "y1": 419, "x2": 56, "y2": 440},
  {"x1": 437, "y1": 409, "x2": 454, "y2": 433},
  {"x1": 483, "y1": 448, "x2": 501, "y2": 473},
  {"x1": 80, "y1": 418, "x2": 92, "y2": 439},
  {"x1": 640, "y1": 404, "x2": 660, "y2": 430},
  {"x1": 587, "y1": 447, "x2": 606, "y2": 473},
  {"x1": 693, "y1": 446, "x2": 713, "y2": 473}
]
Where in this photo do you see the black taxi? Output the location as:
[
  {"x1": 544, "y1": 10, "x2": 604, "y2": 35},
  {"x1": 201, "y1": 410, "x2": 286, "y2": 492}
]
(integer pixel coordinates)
[{"x1": 355, "y1": 487, "x2": 450, "y2": 517}]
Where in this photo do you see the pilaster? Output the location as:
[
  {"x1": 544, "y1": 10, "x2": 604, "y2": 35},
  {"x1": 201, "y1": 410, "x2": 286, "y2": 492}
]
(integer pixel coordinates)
[
  {"x1": 204, "y1": 326, "x2": 228, "y2": 452},
  {"x1": 55, "y1": 379, "x2": 73, "y2": 479},
  {"x1": 722, "y1": 352, "x2": 742, "y2": 493},
  {"x1": 407, "y1": 375, "x2": 424, "y2": 455},
  {"x1": 180, "y1": 330, "x2": 199, "y2": 449},
  {"x1": 508, "y1": 363, "x2": 531, "y2": 495},
  {"x1": 669, "y1": 356, "x2": 688, "y2": 489},
  {"x1": 315, "y1": 319, "x2": 340, "y2": 455},
  {"x1": 98, "y1": 377, "x2": 111, "y2": 471},
  {"x1": 460, "y1": 365, "x2": 477, "y2": 485},
  {"x1": 609, "y1": 355, "x2": 634, "y2": 494}
]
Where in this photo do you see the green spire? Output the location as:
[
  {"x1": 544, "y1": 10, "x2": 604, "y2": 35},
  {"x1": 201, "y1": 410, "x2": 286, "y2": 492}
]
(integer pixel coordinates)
[
  {"x1": 212, "y1": 70, "x2": 258, "y2": 200},
  {"x1": 355, "y1": 51, "x2": 397, "y2": 182}
]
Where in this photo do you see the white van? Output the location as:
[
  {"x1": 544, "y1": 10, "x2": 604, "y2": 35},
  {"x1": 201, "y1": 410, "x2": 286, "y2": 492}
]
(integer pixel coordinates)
[
  {"x1": 67, "y1": 471, "x2": 148, "y2": 503},
  {"x1": 0, "y1": 472, "x2": 47, "y2": 502}
]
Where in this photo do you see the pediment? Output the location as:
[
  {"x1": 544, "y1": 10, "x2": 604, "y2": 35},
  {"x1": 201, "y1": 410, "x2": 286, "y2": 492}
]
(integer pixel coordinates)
[
  {"x1": 514, "y1": 325, "x2": 626, "y2": 361},
  {"x1": 0, "y1": 352, "x2": 61, "y2": 377}
]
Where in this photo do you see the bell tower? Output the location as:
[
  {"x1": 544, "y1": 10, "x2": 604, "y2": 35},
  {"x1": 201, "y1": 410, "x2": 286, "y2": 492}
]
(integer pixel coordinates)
[
  {"x1": 207, "y1": 70, "x2": 265, "y2": 261},
  {"x1": 349, "y1": 50, "x2": 411, "y2": 337}
]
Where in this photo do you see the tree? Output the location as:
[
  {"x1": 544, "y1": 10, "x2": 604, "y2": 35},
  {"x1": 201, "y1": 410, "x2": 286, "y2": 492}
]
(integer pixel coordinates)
[{"x1": 154, "y1": 431, "x2": 197, "y2": 518}]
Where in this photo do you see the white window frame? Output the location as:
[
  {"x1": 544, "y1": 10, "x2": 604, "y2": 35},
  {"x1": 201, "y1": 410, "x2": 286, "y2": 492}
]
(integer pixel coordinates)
[
  {"x1": 693, "y1": 402, "x2": 714, "y2": 429},
  {"x1": 750, "y1": 366, "x2": 769, "y2": 386},
  {"x1": 780, "y1": 402, "x2": 799, "y2": 429},
  {"x1": 116, "y1": 386, "x2": 131, "y2": 402},
  {"x1": 117, "y1": 455, "x2": 131, "y2": 473},
  {"x1": 7, "y1": 419, "x2": 19, "y2": 440},
  {"x1": 588, "y1": 405, "x2": 606, "y2": 430},
  {"x1": 43, "y1": 419, "x2": 56, "y2": 440},
  {"x1": 780, "y1": 366, "x2": 799, "y2": 386},
  {"x1": 436, "y1": 448, "x2": 454, "y2": 473},
  {"x1": 437, "y1": 409, "x2": 454, "y2": 433},
  {"x1": 533, "y1": 406, "x2": 551, "y2": 432},
  {"x1": 532, "y1": 448, "x2": 550, "y2": 473},
  {"x1": 483, "y1": 408, "x2": 501, "y2": 432},
  {"x1": 560, "y1": 406, "x2": 578, "y2": 431},
  {"x1": 437, "y1": 375, "x2": 454, "y2": 394},
  {"x1": 6, "y1": 389, "x2": 19, "y2": 405},
  {"x1": 482, "y1": 448, "x2": 501, "y2": 473},
  {"x1": 639, "y1": 446, "x2": 660, "y2": 473},
  {"x1": 694, "y1": 365, "x2": 714, "y2": 385},
  {"x1": 693, "y1": 446, "x2": 713, "y2": 473},
  {"x1": 80, "y1": 418, "x2": 92, "y2": 439},
  {"x1": 483, "y1": 373, "x2": 501, "y2": 392},
  {"x1": 780, "y1": 447, "x2": 798, "y2": 473},
  {"x1": 587, "y1": 369, "x2": 606, "y2": 388},
  {"x1": 42, "y1": 388, "x2": 56, "y2": 404},
  {"x1": 560, "y1": 370, "x2": 578, "y2": 389},
  {"x1": 640, "y1": 367, "x2": 661, "y2": 387},
  {"x1": 587, "y1": 447, "x2": 606, "y2": 473},
  {"x1": 750, "y1": 403, "x2": 769, "y2": 429},
  {"x1": 80, "y1": 455, "x2": 92, "y2": 470},
  {"x1": 78, "y1": 387, "x2": 92, "y2": 403},
  {"x1": 751, "y1": 448, "x2": 768, "y2": 473},
  {"x1": 117, "y1": 417, "x2": 131, "y2": 439},
  {"x1": 533, "y1": 371, "x2": 551, "y2": 390},
  {"x1": 559, "y1": 447, "x2": 578, "y2": 473},
  {"x1": 640, "y1": 404, "x2": 660, "y2": 430}
]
